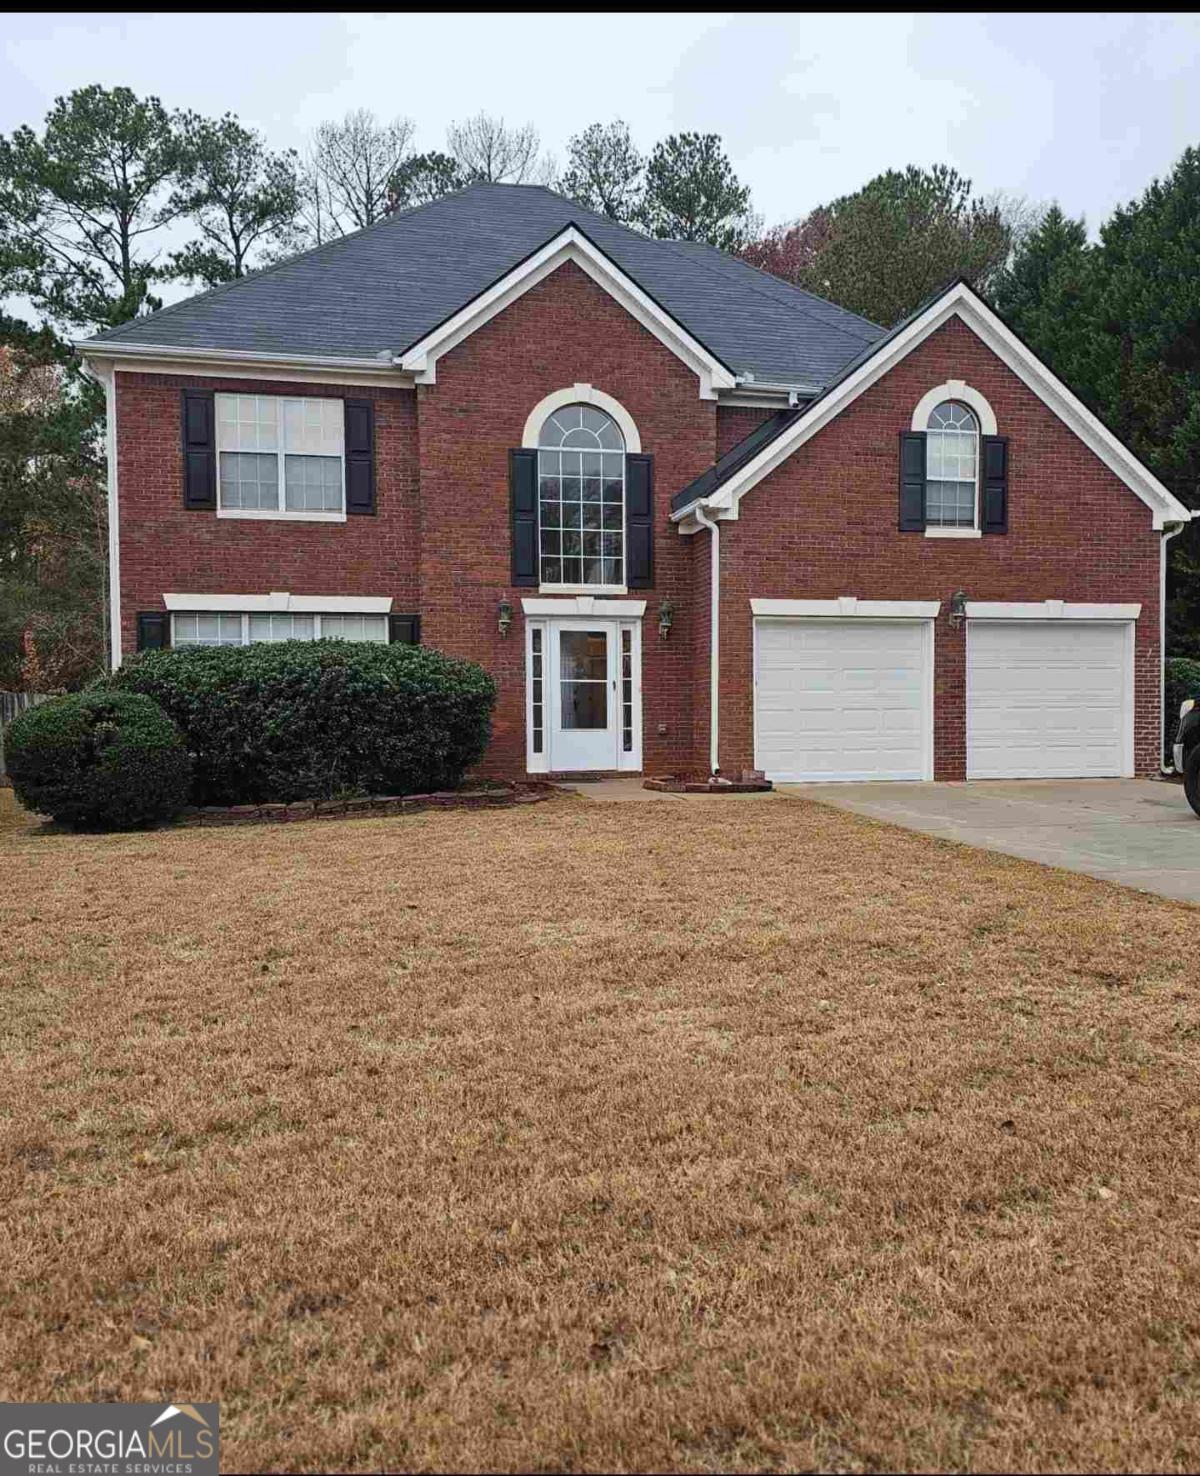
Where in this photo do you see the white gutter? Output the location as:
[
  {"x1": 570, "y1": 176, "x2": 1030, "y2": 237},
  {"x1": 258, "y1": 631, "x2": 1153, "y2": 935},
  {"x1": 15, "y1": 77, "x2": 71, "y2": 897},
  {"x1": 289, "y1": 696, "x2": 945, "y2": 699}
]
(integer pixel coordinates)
[
  {"x1": 693, "y1": 503, "x2": 721, "y2": 774},
  {"x1": 1162, "y1": 520, "x2": 1186, "y2": 772},
  {"x1": 74, "y1": 340, "x2": 413, "y2": 377},
  {"x1": 80, "y1": 358, "x2": 121, "y2": 670}
]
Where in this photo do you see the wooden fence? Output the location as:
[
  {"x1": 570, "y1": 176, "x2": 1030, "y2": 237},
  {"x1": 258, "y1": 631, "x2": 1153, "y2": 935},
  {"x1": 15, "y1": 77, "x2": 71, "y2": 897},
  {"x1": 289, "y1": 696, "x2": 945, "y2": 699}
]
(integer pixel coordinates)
[{"x1": 0, "y1": 692, "x2": 49, "y2": 782}]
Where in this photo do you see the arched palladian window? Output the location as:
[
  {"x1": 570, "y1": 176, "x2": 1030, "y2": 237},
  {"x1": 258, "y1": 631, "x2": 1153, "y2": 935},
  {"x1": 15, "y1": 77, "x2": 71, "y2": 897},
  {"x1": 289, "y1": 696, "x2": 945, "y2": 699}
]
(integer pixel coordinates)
[
  {"x1": 537, "y1": 405, "x2": 624, "y2": 587},
  {"x1": 925, "y1": 400, "x2": 979, "y2": 529}
]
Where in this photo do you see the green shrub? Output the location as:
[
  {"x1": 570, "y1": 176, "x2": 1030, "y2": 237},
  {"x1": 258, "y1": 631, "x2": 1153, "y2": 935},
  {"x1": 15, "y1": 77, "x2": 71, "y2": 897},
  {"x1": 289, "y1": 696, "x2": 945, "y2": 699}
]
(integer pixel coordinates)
[
  {"x1": 6, "y1": 689, "x2": 191, "y2": 829},
  {"x1": 106, "y1": 639, "x2": 497, "y2": 805},
  {"x1": 1166, "y1": 656, "x2": 1200, "y2": 763}
]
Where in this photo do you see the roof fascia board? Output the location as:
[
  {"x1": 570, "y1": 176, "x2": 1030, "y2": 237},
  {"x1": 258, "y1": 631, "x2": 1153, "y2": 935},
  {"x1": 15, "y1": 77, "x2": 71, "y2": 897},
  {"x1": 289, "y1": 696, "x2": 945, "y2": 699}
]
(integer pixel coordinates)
[
  {"x1": 673, "y1": 281, "x2": 1191, "y2": 528},
  {"x1": 76, "y1": 341, "x2": 412, "y2": 387},
  {"x1": 397, "y1": 226, "x2": 737, "y2": 399}
]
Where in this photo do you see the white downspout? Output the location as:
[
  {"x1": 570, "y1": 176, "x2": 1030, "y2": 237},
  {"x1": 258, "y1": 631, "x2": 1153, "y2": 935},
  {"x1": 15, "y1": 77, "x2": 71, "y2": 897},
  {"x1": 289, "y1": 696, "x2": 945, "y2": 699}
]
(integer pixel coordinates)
[
  {"x1": 81, "y1": 357, "x2": 121, "y2": 670},
  {"x1": 1161, "y1": 520, "x2": 1186, "y2": 772},
  {"x1": 694, "y1": 503, "x2": 720, "y2": 775}
]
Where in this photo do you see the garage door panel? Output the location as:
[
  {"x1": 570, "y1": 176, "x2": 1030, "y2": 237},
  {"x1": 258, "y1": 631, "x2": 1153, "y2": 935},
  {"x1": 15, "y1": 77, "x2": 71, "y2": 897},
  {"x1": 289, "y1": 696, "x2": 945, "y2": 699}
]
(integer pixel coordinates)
[
  {"x1": 754, "y1": 619, "x2": 931, "y2": 782},
  {"x1": 967, "y1": 621, "x2": 1131, "y2": 779}
]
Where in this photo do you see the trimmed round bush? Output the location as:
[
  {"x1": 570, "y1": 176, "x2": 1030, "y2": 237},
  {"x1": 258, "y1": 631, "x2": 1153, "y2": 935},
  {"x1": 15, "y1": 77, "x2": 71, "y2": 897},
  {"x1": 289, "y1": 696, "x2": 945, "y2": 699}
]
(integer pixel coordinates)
[
  {"x1": 6, "y1": 689, "x2": 192, "y2": 830},
  {"x1": 1166, "y1": 656, "x2": 1200, "y2": 763},
  {"x1": 106, "y1": 639, "x2": 497, "y2": 805}
]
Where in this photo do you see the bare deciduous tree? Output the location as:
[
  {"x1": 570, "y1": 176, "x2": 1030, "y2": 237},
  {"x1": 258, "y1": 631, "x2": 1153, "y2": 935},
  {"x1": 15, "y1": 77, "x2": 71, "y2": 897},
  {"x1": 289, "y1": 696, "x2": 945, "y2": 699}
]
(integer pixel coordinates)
[
  {"x1": 299, "y1": 110, "x2": 416, "y2": 243},
  {"x1": 445, "y1": 113, "x2": 552, "y2": 186}
]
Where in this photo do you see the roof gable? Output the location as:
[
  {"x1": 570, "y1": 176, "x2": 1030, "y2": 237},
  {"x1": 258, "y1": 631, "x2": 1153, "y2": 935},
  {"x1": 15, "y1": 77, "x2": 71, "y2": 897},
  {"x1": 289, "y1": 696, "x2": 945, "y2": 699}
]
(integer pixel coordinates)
[
  {"x1": 397, "y1": 224, "x2": 737, "y2": 399},
  {"x1": 672, "y1": 279, "x2": 1191, "y2": 530}
]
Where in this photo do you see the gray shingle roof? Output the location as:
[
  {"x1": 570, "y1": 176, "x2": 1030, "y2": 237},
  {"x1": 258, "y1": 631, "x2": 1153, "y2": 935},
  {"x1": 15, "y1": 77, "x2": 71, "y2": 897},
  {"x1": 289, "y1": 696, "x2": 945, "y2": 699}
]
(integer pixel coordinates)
[{"x1": 83, "y1": 184, "x2": 883, "y2": 388}]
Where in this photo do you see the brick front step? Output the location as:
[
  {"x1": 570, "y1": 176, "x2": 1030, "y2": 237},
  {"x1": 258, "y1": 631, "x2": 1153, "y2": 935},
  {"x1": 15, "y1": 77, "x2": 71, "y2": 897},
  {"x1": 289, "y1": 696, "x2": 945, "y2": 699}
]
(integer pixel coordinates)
[{"x1": 644, "y1": 772, "x2": 772, "y2": 794}]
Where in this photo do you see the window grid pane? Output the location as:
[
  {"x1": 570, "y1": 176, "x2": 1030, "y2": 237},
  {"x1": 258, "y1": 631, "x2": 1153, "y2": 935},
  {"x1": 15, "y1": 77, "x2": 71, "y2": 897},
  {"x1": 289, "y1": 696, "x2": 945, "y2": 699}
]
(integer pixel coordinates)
[
  {"x1": 537, "y1": 405, "x2": 624, "y2": 586},
  {"x1": 219, "y1": 451, "x2": 279, "y2": 510},
  {"x1": 216, "y1": 394, "x2": 344, "y2": 515},
  {"x1": 621, "y1": 628, "x2": 633, "y2": 754},
  {"x1": 531, "y1": 628, "x2": 543, "y2": 755},
  {"x1": 173, "y1": 612, "x2": 244, "y2": 647},
  {"x1": 925, "y1": 400, "x2": 978, "y2": 529},
  {"x1": 284, "y1": 454, "x2": 342, "y2": 511}
]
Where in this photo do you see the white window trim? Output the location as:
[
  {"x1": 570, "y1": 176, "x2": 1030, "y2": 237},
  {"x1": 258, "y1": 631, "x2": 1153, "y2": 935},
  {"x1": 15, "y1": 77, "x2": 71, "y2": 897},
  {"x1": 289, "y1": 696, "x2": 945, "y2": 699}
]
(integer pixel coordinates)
[
  {"x1": 964, "y1": 600, "x2": 1142, "y2": 621},
  {"x1": 522, "y1": 385, "x2": 642, "y2": 453},
  {"x1": 217, "y1": 508, "x2": 347, "y2": 524},
  {"x1": 750, "y1": 597, "x2": 940, "y2": 619},
  {"x1": 164, "y1": 592, "x2": 392, "y2": 614},
  {"x1": 914, "y1": 387, "x2": 992, "y2": 537},
  {"x1": 171, "y1": 610, "x2": 390, "y2": 648},
  {"x1": 911, "y1": 380, "x2": 997, "y2": 436},
  {"x1": 215, "y1": 393, "x2": 346, "y2": 521},
  {"x1": 532, "y1": 394, "x2": 631, "y2": 594},
  {"x1": 522, "y1": 596, "x2": 647, "y2": 618}
]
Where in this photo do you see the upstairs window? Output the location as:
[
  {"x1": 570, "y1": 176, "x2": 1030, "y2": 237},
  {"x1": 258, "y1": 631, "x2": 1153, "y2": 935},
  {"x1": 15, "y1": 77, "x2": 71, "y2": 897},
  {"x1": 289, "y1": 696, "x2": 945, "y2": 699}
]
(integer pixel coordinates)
[
  {"x1": 537, "y1": 405, "x2": 624, "y2": 587},
  {"x1": 925, "y1": 400, "x2": 978, "y2": 529},
  {"x1": 216, "y1": 395, "x2": 344, "y2": 518}
]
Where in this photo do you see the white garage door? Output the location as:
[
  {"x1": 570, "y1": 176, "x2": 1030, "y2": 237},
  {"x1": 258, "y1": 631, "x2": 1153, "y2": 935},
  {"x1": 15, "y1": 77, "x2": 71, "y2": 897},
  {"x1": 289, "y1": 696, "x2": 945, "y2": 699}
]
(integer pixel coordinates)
[
  {"x1": 967, "y1": 621, "x2": 1133, "y2": 779},
  {"x1": 754, "y1": 619, "x2": 932, "y2": 782}
]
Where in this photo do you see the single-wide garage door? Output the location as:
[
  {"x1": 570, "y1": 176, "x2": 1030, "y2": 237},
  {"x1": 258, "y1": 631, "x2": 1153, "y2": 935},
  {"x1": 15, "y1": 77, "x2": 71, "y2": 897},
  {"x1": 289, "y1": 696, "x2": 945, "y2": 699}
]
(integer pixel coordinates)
[
  {"x1": 754, "y1": 618, "x2": 932, "y2": 782},
  {"x1": 967, "y1": 620, "x2": 1133, "y2": 779}
]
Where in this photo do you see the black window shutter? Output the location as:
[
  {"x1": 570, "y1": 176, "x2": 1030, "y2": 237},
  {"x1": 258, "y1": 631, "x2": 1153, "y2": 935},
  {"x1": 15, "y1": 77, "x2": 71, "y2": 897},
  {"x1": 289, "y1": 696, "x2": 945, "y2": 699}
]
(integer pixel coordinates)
[
  {"x1": 625, "y1": 453, "x2": 654, "y2": 588},
  {"x1": 136, "y1": 611, "x2": 169, "y2": 651},
  {"x1": 981, "y1": 435, "x2": 1009, "y2": 534},
  {"x1": 181, "y1": 390, "x2": 216, "y2": 509},
  {"x1": 509, "y1": 449, "x2": 538, "y2": 586},
  {"x1": 388, "y1": 612, "x2": 421, "y2": 645},
  {"x1": 898, "y1": 431, "x2": 926, "y2": 532},
  {"x1": 344, "y1": 400, "x2": 376, "y2": 515}
]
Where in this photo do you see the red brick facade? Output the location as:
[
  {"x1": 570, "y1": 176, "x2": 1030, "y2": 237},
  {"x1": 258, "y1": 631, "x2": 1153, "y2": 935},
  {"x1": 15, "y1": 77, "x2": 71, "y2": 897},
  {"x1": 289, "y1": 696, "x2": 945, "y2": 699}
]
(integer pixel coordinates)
[
  {"x1": 113, "y1": 270, "x2": 1165, "y2": 782},
  {"x1": 714, "y1": 318, "x2": 1162, "y2": 779}
]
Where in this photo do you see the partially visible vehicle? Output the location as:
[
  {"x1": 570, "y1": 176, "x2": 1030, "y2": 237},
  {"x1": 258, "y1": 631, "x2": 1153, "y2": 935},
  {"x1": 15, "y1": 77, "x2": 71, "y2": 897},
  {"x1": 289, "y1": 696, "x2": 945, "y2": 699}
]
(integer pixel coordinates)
[{"x1": 1174, "y1": 694, "x2": 1200, "y2": 817}]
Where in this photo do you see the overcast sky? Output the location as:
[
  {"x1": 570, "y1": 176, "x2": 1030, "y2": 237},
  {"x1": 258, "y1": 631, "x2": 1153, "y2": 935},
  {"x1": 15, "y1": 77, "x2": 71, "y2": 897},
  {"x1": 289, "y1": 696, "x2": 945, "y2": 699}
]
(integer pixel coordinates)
[{"x1": 2, "y1": 11, "x2": 1199, "y2": 234}]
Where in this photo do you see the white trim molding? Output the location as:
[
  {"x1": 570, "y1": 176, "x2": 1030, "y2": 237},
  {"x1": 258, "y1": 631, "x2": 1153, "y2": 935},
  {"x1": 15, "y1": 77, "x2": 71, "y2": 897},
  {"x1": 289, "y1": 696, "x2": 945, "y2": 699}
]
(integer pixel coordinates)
[
  {"x1": 217, "y1": 508, "x2": 347, "y2": 524},
  {"x1": 164, "y1": 592, "x2": 393, "y2": 614},
  {"x1": 521, "y1": 384, "x2": 641, "y2": 452},
  {"x1": 86, "y1": 360, "x2": 122, "y2": 669},
  {"x1": 964, "y1": 600, "x2": 1141, "y2": 621},
  {"x1": 76, "y1": 341, "x2": 413, "y2": 388},
  {"x1": 672, "y1": 279, "x2": 1192, "y2": 530},
  {"x1": 751, "y1": 597, "x2": 940, "y2": 619},
  {"x1": 396, "y1": 226, "x2": 737, "y2": 400},
  {"x1": 521, "y1": 596, "x2": 646, "y2": 618},
  {"x1": 911, "y1": 379, "x2": 997, "y2": 436}
]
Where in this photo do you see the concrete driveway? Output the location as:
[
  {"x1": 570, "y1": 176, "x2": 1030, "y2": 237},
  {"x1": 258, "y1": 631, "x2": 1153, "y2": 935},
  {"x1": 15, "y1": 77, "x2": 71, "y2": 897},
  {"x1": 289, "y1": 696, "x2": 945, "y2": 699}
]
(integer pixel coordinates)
[{"x1": 778, "y1": 779, "x2": 1200, "y2": 904}]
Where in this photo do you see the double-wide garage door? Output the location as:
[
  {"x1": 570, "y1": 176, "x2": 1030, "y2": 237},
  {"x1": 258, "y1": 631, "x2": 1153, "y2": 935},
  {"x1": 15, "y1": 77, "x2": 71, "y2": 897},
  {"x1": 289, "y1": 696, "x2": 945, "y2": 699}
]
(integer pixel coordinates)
[{"x1": 753, "y1": 616, "x2": 1133, "y2": 782}]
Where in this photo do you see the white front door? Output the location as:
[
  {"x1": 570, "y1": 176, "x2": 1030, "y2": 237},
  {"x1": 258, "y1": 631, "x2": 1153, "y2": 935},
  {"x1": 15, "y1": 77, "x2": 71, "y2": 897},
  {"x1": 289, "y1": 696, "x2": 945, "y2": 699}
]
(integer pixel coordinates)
[
  {"x1": 527, "y1": 616, "x2": 642, "y2": 773},
  {"x1": 550, "y1": 622, "x2": 618, "y2": 770}
]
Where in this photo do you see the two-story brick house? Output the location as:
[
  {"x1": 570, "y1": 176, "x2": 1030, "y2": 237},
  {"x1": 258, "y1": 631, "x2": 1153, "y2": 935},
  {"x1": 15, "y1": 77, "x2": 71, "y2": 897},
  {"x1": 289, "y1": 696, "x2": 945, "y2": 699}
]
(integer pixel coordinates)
[{"x1": 77, "y1": 184, "x2": 1190, "y2": 783}]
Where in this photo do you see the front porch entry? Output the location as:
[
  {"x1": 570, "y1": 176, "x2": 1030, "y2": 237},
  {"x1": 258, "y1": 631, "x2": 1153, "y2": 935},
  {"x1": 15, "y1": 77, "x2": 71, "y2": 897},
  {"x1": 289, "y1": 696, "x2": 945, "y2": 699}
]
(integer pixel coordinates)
[{"x1": 523, "y1": 598, "x2": 644, "y2": 774}]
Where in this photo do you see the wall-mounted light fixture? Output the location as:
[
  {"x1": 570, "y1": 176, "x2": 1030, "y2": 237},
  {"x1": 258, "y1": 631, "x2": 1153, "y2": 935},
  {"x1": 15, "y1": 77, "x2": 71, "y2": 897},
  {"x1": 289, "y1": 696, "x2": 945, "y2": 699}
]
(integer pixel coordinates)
[
  {"x1": 948, "y1": 589, "x2": 968, "y2": 629},
  {"x1": 658, "y1": 596, "x2": 675, "y2": 640},
  {"x1": 497, "y1": 598, "x2": 513, "y2": 638}
]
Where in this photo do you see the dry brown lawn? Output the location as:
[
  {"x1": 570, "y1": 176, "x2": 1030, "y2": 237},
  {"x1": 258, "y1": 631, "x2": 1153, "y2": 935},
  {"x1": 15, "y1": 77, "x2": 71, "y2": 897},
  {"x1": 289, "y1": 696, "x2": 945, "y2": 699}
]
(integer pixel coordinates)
[{"x1": 2, "y1": 786, "x2": 1199, "y2": 1473}]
